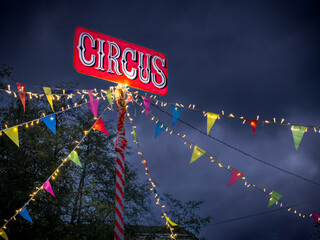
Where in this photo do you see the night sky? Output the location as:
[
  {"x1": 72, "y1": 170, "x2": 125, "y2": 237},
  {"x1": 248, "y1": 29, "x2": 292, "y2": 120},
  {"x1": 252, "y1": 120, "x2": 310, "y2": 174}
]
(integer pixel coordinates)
[{"x1": 1, "y1": 1, "x2": 320, "y2": 239}]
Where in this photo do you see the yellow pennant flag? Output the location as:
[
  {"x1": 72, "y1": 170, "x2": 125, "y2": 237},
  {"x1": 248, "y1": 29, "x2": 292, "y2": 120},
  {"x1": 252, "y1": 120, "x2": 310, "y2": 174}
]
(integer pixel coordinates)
[
  {"x1": 165, "y1": 216, "x2": 178, "y2": 226},
  {"x1": 190, "y1": 145, "x2": 206, "y2": 164},
  {"x1": 207, "y1": 112, "x2": 219, "y2": 135},
  {"x1": 3, "y1": 126, "x2": 19, "y2": 147},
  {"x1": 43, "y1": 87, "x2": 54, "y2": 112},
  {"x1": 0, "y1": 229, "x2": 8, "y2": 240}
]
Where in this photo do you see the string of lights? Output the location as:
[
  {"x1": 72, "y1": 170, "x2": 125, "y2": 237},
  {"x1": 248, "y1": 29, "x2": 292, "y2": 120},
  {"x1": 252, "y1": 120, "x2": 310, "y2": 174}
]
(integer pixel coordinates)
[
  {"x1": 132, "y1": 92, "x2": 320, "y2": 132},
  {"x1": 126, "y1": 106, "x2": 178, "y2": 240},
  {"x1": 0, "y1": 105, "x2": 111, "y2": 232},
  {"x1": 148, "y1": 101, "x2": 320, "y2": 188},
  {"x1": 132, "y1": 98, "x2": 313, "y2": 221}
]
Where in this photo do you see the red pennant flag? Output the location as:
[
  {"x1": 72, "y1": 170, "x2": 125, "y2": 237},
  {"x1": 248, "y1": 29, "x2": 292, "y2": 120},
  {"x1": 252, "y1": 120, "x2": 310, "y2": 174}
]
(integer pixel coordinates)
[
  {"x1": 126, "y1": 93, "x2": 133, "y2": 103},
  {"x1": 16, "y1": 83, "x2": 26, "y2": 112},
  {"x1": 246, "y1": 119, "x2": 257, "y2": 136},
  {"x1": 93, "y1": 118, "x2": 109, "y2": 135},
  {"x1": 228, "y1": 169, "x2": 244, "y2": 187},
  {"x1": 312, "y1": 211, "x2": 320, "y2": 224}
]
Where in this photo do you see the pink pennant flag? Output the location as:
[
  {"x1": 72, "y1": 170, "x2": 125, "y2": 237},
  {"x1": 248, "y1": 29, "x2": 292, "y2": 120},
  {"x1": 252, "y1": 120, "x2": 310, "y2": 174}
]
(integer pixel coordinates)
[
  {"x1": 43, "y1": 180, "x2": 55, "y2": 197},
  {"x1": 87, "y1": 99, "x2": 99, "y2": 118},
  {"x1": 143, "y1": 160, "x2": 149, "y2": 174},
  {"x1": 87, "y1": 90, "x2": 94, "y2": 102},
  {"x1": 143, "y1": 97, "x2": 151, "y2": 117},
  {"x1": 312, "y1": 211, "x2": 320, "y2": 224},
  {"x1": 93, "y1": 118, "x2": 109, "y2": 135},
  {"x1": 228, "y1": 169, "x2": 244, "y2": 187}
]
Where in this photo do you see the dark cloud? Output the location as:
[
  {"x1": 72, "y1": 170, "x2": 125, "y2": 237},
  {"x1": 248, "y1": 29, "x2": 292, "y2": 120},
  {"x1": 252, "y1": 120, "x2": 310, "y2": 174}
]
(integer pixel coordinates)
[{"x1": 1, "y1": 0, "x2": 320, "y2": 239}]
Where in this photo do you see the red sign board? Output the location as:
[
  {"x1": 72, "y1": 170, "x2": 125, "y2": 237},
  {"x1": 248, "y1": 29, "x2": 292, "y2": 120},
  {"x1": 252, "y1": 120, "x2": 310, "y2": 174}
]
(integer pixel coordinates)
[{"x1": 74, "y1": 27, "x2": 168, "y2": 95}]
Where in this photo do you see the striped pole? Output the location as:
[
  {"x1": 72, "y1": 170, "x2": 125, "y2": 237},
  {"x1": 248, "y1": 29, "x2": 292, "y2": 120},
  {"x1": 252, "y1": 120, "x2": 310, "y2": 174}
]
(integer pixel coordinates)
[{"x1": 114, "y1": 86, "x2": 127, "y2": 240}]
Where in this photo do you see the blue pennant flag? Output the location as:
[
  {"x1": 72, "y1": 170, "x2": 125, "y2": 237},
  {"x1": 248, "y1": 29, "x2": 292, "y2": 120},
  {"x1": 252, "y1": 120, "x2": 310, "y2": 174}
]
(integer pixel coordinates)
[
  {"x1": 41, "y1": 114, "x2": 56, "y2": 135},
  {"x1": 19, "y1": 206, "x2": 33, "y2": 223},
  {"x1": 172, "y1": 105, "x2": 182, "y2": 126},
  {"x1": 155, "y1": 121, "x2": 166, "y2": 138},
  {"x1": 66, "y1": 90, "x2": 73, "y2": 110}
]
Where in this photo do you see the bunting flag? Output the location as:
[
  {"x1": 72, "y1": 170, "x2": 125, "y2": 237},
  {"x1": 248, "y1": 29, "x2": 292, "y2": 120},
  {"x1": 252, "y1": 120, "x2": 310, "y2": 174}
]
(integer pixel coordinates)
[
  {"x1": 190, "y1": 145, "x2": 206, "y2": 164},
  {"x1": 43, "y1": 87, "x2": 54, "y2": 112},
  {"x1": 126, "y1": 93, "x2": 133, "y2": 103},
  {"x1": 132, "y1": 126, "x2": 137, "y2": 142},
  {"x1": 67, "y1": 150, "x2": 82, "y2": 167},
  {"x1": 228, "y1": 169, "x2": 244, "y2": 187},
  {"x1": 87, "y1": 90, "x2": 94, "y2": 102},
  {"x1": 207, "y1": 112, "x2": 219, "y2": 135},
  {"x1": 312, "y1": 211, "x2": 320, "y2": 224},
  {"x1": 87, "y1": 99, "x2": 99, "y2": 118},
  {"x1": 41, "y1": 114, "x2": 56, "y2": 135},
  {"x1": 172, "y1": 106, "x2": 182, "y2": 126},
  {"x1": 19, "y1": 206, "x2": 33, "y2": 223},
  {"x1": 291, "y1": 125, "x2": 306, "y2": 151},
  {"x1": 106, "y1": 90, "x2": 113, "y2": 109},
  {"x1": 268, "y1": 190, "x2": 282, "y2": 208},
  {"x1": 3, "y1": 126, "x2": 19, "y2": 147},
  {"x1": 165, "y1": 215, "x2": 178, "y2": 226},
  {"x1": 93, "y1": 118, "x2": 109, "y2": 135},
  {"x1": 0, "y1": 229, "x2": 8, "y2": 240},
  {"x1": 16, "y1": 83, "x2": 26, "y2": 112},
  {"x1": 155, "y1": 121, "x2": 166, "y2": 138},
  {"x1": 143, "y1": 97, "x2": 151, "y2": 117},
  {"x1": 66, "y1": 90, "x2": 73, "y2": 110},
  {"x1": 143, "y1": 160, "x2": 149, "y2": 174},
  {"x1": 43, "y1": 180, "x2": 55, "y2": 197},
  {"x1": 246, "y1": 119, "x2": 257, "y2": 136}
]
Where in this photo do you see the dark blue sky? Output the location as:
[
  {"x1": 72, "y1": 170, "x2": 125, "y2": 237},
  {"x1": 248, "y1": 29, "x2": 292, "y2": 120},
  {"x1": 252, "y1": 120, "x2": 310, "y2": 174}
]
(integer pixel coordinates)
[{"x1": 1, "y1": 1, "x2": 320, "y2": 239}]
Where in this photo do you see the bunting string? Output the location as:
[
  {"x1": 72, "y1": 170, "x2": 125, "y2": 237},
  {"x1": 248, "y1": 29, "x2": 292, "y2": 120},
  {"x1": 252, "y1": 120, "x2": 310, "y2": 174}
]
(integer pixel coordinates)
[
  {"x1": 132, "y1": 98, "x2": 315, "y2": 221},
  {"x1": 149, "y1": 101, "x2": 320, "y2": 187},
  {"x1": 126, "y1": 107, "x2": 178, "y2": 239},
  {"x1": 131, "y1": 92, "x2": 320, "y2": 133},
  {"x1": 0, "y1": 106, "x2": 111, "y2": 232}
]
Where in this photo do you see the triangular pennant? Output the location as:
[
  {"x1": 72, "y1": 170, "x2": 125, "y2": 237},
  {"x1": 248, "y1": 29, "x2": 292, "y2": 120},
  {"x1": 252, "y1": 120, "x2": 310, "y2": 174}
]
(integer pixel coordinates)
[
  {"x1": 43, "y1": 180, "x2": 55, "y2": 197},
  {"x1": 86, "y1": 99, "x2": 99, "y2": 118},
  {"x1": 19, "y1": 206, "x2": 33, "y2": 223},
  {"x1": 246, "y1": 119, "x2": 257, "y2": 136},
  {"x1": 43, "y1": 87, "x2": 54, "y2": 112},
  {"x1": 93, "y1": 118, "x2": 109, "y2": 135},
  {"x1": 143, "y1": 97, "x2": 151, "y2": 117},
  {"x1": 16, "y1": 83, "x2": 26, "y2": 112},
  {"x1": 165, "y1": 215, "x2": 178, "y2": 226},
  {"x1": 268, "y1": 190, "x2": 282, "y2": 208},
  {"x1": 172, "y1": 106, "x2": 182, "y2": 126},
  {"x1": 190, "y1": 145, "x2": 206, "y2": 164},
  {"x1": 0, "y1": 229, "x2": 8, "y2": 240},
  {"x1": 41, "y1": 114, "x2": 56, "y2": 135},
  {"x1": 66, "y1": 90, "x2": 73, "y2": 110},
  {"x1": 3, "y1": 126, "x2": 19, "y2": 147},
  {"x1": 106, "y1": 90, "x2": 113, "y2": 109},
  {"x1": 291, "y1": 125, "x2": 306, "y2": 151},
  {"x1": 143, "y1": 161, "x2": 149, "y2": 174},
  {"x1": 155, "y1": 121, "x2": 166, "y2": 138},
  {"x1": 207, "y1": 112, "x2": 219, "y2": 135},
  {"x1": 68, "y1": 151, "x2": 82, "y2": 167},
  {"x1": 312, "y1": 211, "x2": 320, "y2": 224},
  {"x1": 132, "y1": 126, "x2": 137, "y2": 142},
  {"x1": 228, "y1": 169, "x2": 244, "y2": 187},
  {"x1": 126, "y1": 93, "x2": 133, "y2": 103},
  {"x1": 87, "y1": 90, "x2": 94, "y2": 102}
]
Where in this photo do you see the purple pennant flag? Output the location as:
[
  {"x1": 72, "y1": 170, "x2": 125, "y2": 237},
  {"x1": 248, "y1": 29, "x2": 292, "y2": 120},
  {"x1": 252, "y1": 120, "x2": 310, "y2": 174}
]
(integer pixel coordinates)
[
  {"x1": 43, "y1": 180, "x2": 55, "y2": 197},
  {"x1": 143, "y1": 97, "x2": 151, "y2": 117},
  {"x1": 87, "y1": 99, "x2": 99, "y2": 118},
  {"x1": 312, "y1": 211, "x2": 320, "y2": 224},
  {"x1": 87, "y1": 90, "x2": 94, "y2": 102}
]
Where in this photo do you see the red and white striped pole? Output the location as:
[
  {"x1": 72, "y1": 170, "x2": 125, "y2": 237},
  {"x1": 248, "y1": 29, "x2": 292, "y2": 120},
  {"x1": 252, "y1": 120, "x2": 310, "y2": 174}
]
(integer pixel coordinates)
[{"x1": 114, "y1": 86, "x2": 128, "y2": 240}]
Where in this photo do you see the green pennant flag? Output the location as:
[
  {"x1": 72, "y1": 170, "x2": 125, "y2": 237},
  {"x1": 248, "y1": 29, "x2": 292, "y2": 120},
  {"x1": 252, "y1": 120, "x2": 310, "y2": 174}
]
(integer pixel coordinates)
[
  {"x1": 3, "y1": 126, "x2": 19, "y2": 147},
  {"x1": 291, "y1": 125, "x2": 306, "y2": 151},
  {"x1": 0, "y1": 229, "x2": 8, "y2": 240},
  {"x1": 190, "y1": 145, "x2": 206, "y2": 164},
  {"x1": 268, "y1": 190, "x2": 282, "y2": 208},
  {"x1": 106, "y1": 90, "x2": 113, "y2": 110},
  {"x1": 207, "y1": 112, "x2": 219, "y2": 135},
  {"x1": 68, "y1": 151, "x2": 82, "y2": 167},
  {"x1": 132, "y1": 126, "x2": 137, "y2": 142}
]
